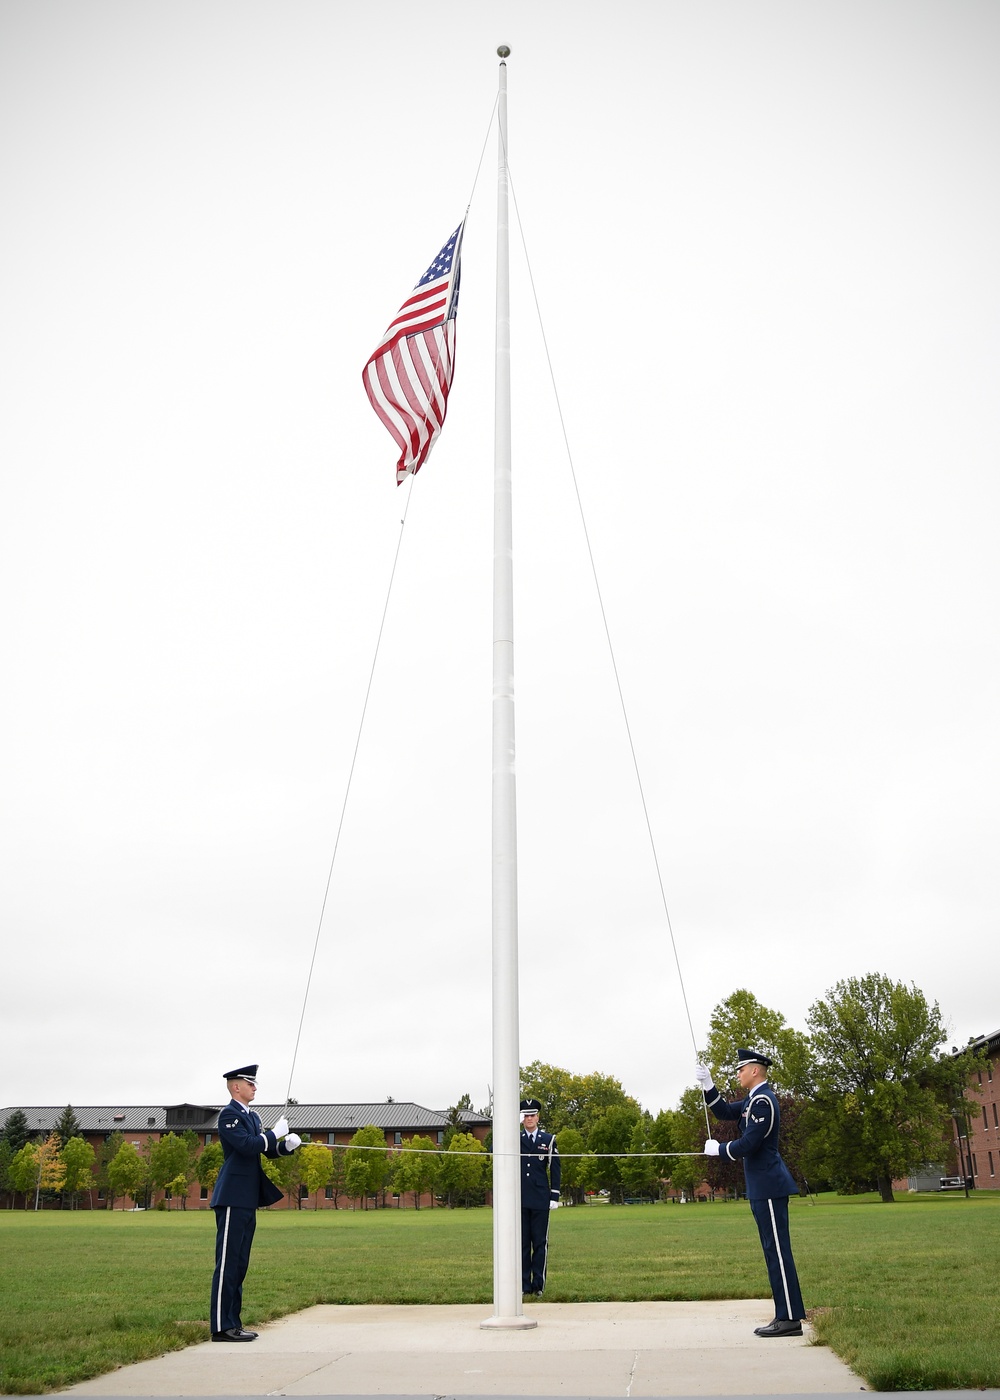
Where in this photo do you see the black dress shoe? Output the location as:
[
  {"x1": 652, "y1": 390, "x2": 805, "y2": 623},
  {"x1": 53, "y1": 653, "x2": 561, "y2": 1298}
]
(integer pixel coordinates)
[
  {"x1": 211, "y1": 1328, "x2": 258, "y2": 1342},
  {"x1": 754, "y1": 1319, "x2": 802, "y2": 1338}
]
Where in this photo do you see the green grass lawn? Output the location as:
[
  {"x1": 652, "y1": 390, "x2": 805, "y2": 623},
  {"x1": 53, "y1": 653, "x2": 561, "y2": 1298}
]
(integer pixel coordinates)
[{"x1": 2, "y1": 1192, "x2": 999, "y2": 1393}]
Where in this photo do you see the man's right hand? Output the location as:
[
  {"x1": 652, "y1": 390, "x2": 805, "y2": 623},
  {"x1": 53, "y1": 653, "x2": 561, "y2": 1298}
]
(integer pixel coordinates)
[
  {"x1": 694, "y1": 1064, "x2": 712, "y2": 1088},
  {"x1": 273, "y1": 1116, "x2": 290, "y2": 1138}
]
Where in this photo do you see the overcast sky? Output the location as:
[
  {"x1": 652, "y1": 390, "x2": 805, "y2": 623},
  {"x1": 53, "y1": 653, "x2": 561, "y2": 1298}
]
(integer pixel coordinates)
[{"x1": 2, "y1": 1, "x2": 997, "y2": 1122}]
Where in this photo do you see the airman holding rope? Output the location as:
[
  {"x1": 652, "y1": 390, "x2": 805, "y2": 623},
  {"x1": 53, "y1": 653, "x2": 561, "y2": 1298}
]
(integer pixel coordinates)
[
  {"x1": 698, "y1": 1049, "x2": 805, "y2": 1337},
  {"x1": 209, "y1": 1064, "x2": 302, "y2": 1342}
]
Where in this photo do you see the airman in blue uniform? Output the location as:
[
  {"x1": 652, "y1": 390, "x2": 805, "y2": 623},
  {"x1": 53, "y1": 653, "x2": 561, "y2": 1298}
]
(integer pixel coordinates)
[
  {"x1": 519, "y1": 1097, "x2": 560, "y2": 1296},
  {"x1": 698, "y1": 1049, "x2": 805, "y2": 1337},
  {"x1": 209, "y1": 1064, "x2": 302, "y2": 1341}
]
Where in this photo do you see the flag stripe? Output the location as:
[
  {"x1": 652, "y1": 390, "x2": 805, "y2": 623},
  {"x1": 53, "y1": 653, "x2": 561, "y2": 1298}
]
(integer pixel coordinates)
[{"x1": 362, "y1": 226, "x2": 462, "y2": 483}]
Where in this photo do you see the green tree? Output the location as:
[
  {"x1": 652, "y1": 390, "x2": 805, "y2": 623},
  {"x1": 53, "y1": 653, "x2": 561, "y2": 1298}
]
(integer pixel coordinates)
[
  {"x1": 391, "y1": 1134, "x2": 439, "y2": 1208},
  {"x1": 519, "y1": 1062, "x2": 640, "y2": 1137},
  {"x1": 261, "y1": 1147, "x2": 303, "y2": 1205},
  {"x1": 180, "y1": 1130, "x2": 202, "y2": 1204},
  {"x1": 554, "y1": 1127, "x2": 586, "y2": 1204},
  {"x1": 586, "y1": 1103, "x2": 640, "y2": 1201},
  {"x1": 197, "y1": 1141, "x2": 224, "y2": 1198},
  {"x1": 805, "y1": 973, "x2": 974, "y2": 1202},
  {"x1": 648, "y1": 1110, "x2": 679, "y2": 1179},
  {"x1": 436, "y1": 1132, "x2": 488, "y2": 1207},
  {"x1": 96, "y1": 1132, "x2": 124, "y2": 1208},
  {"x1": 519, "y1": 1062, "x2": 581, "y2": 1132},
  {"x1": 299, "y1": 1144, "x2": 334, "y2": 1208},
  {"x1": 326, "y1": 1144, "x2": 347, "y2": 1208},
  {"x1": 54, "y1": 1105, "x2": 84, "y2": 1147},
  {"x1": 1, "y1": 1108, "x2": 32, "y2": 1154},
  {"x1": 8, "y1": 1142, "x2": 39, "y2": 1207},
  {"x1": 149, "y1": 1133, "x2": 190, "y2": 1205},
  {"x1": 442, "y1": 1104, "x2": 467, "y2": 1151},
  {"x1": 34, "y1": 1133, "x2": 67, "y2": 1208},
  {"x1": 577, "y1": 1151, "x2": 601, "y2": 1197},
  {"x1": 0, "y1": 1139, "x2": 13, "y2": 1208},
  {"x1": 619, "y1": 1116, "x2": 659, "y2": 1200},
  {"x1": 667, "y1": 1088, "x2": 708, "y2": 1199},
  {"x1": 60, "y1": 1137, "x2": 96, "y2": 1208},
  {"x1": 704, "y1": 990, "x2": 814, "y2": 1096},
  {"x1": 105, "y1": 1140, "x2": 148, "y2": 1209},
  {"x1": 344, "y1": 1125, "x2": 388, "y2": 1209}
]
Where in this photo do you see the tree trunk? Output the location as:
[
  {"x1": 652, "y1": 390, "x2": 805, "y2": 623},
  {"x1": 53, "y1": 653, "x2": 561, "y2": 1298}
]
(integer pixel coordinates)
[{"x1": 876, "y1": 1175, "x2": 895, "y2": 1202}]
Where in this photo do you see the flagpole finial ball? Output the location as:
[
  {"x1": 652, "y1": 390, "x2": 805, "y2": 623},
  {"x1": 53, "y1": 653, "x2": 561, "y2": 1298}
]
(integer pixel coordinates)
[{"x1": 497, "y1": 45, "x2": 511, "y2": 58}]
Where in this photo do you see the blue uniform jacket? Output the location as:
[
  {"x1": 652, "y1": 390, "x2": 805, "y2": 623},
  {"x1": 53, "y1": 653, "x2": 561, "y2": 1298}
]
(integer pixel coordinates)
[
  {"x1": 704, "y1": 1080, "x2": 798, "y2": 1200},
  {"x1": 520, "y1": 1128, "x2": 561, "y2": 1209},
  {"x1": 211, "y1": 1100, "x2": 293, "y2": 1209}
]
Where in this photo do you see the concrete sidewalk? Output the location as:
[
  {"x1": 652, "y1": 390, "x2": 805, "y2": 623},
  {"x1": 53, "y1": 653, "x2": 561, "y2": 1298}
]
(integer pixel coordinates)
[{"x1": 63, "y1": 1300, "x2": 862, "y2": 1396}]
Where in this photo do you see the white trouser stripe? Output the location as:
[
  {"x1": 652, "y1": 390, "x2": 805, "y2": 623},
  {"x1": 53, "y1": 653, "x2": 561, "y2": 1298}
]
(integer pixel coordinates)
[
  {"x1": 767, "y1": 1197, "x2": 793, "y2": 1318},
  {"x1": 216, "y1": 1207, "x2": 231, "y2": 1333}
]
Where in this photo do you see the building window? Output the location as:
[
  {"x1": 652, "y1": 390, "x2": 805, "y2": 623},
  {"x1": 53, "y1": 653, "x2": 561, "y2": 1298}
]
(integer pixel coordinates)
[
  {"x1": 394, "y1": 1132, "x2": 402, "y2": 1145},
  {"x1": 985, "y1": 1107, "x2": 990, "y2": 1131},
  {"x1": 201, "y1": 1186, "x2": 208, "y2": 1199},
  {"x1": 327, "y1": 1133, "x2": 337, "y2": 1145},
  {"x1": 989, "y1": 1152, "x2": 995, "y2": 1177},
  {"x1": 325, "y1": 1186, "x2": 333, "y2": 1200},
  {"x1": 989, "y1": 1063, "x2": 994, "y2": 1083},
  {"x1": 977, "y1": 1071, "x2": 983, "y2": 1085},
  {"x1": 205, "y1": 1132, "x2": 213, "y2": 1144},
  {"x1": 300, "y1": 1184, "x2": 308, "y2": 1199},
  {"x1": 972, "y1": 1154, "x2": 978, "y2": 1176},
  {"x1": 993, "y1": 1103, "x2": 998, "y2": 1128},
  {"x1": 437, "y1": 1131, "x2": 445, "y2": 1144}
]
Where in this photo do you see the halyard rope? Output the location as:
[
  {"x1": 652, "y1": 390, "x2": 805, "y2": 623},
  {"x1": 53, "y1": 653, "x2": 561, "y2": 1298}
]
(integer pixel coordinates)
[
  {"x1": 289, "y1": 1140, "x2": 708, "y2": 1159},
  {"x1": 284, "y1": 479, "x2": 416, "y2": 1108},
  {"x1": 502, "y1": 142, "x2": 712, "y2": 1139}
]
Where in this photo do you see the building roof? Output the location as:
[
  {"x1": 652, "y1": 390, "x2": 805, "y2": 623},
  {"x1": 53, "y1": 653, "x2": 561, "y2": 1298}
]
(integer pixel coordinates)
[
  {"x1": 0, "y1": 1101, "x2": 491, "y2": 1137},
  {"x1": 952, "y1": 1030, "x2": 1000, "y2": 1058}
]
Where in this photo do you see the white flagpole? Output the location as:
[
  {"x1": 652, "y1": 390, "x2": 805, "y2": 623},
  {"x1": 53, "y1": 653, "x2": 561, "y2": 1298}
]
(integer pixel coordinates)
[{"x1": 481, "y1": 44, "x2": 535, "y2": 1332}]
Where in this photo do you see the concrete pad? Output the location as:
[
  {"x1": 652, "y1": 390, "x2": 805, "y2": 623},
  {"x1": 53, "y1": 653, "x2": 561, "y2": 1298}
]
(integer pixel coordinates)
[
  {"x1": 282, "y1": 1349, "x2": 635, "y2": 1396},
  {"x1": 61, "y1": 1301, "x2": 862, "y2": 1396}
]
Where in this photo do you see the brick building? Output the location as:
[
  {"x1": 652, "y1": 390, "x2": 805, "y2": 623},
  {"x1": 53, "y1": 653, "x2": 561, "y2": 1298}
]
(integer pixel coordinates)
[
  {"x1": 0, "y1": 1100, "x2": 490, "y2": 1209},
  {"x1": 952, "y1": 1028, "x2": 1000, "y2": 1190}
]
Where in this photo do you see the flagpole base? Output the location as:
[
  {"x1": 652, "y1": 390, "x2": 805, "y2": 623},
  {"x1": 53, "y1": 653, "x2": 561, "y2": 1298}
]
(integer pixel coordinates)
[{"x1": 480, "y1": 1314, "x2": 538, "y2": 1331}]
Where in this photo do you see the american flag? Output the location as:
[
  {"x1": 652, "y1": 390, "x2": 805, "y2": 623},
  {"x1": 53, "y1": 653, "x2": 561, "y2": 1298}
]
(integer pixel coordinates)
[{"x1": 362, "y1": 224, "x2": 464, "y2": 484}]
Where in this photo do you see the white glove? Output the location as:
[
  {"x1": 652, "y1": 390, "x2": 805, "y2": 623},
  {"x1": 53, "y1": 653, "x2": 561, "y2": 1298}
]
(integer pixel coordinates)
[
  {"x1": 284, "y1": 1133, "x2": 302, "y2": 1150},
  {"x1": 704, "y1": 1139, "x2": 721, "y2": 1156},
  {"x1": 695, "y1": 1064, "x2": 712, "y2": 1088},
  {"x1": 549, "y1": 1199, "x2": 560, "y2": 1210},
  {"x1": 273, "y1": 1116, "x2": 289, "y2": 1138}
]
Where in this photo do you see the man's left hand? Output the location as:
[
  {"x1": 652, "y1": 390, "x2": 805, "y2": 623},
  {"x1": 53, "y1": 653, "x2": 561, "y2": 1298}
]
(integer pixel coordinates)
[
  {"x1": 284, "y1": 1133, "x2": 302, "y2": 1150},
  {"x1": 549, "y1": 1200, "x2": 560, "y2": 1209},
  {"x1": 704, "y1": 1139, "x2": 721, "y2": 1157}
]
